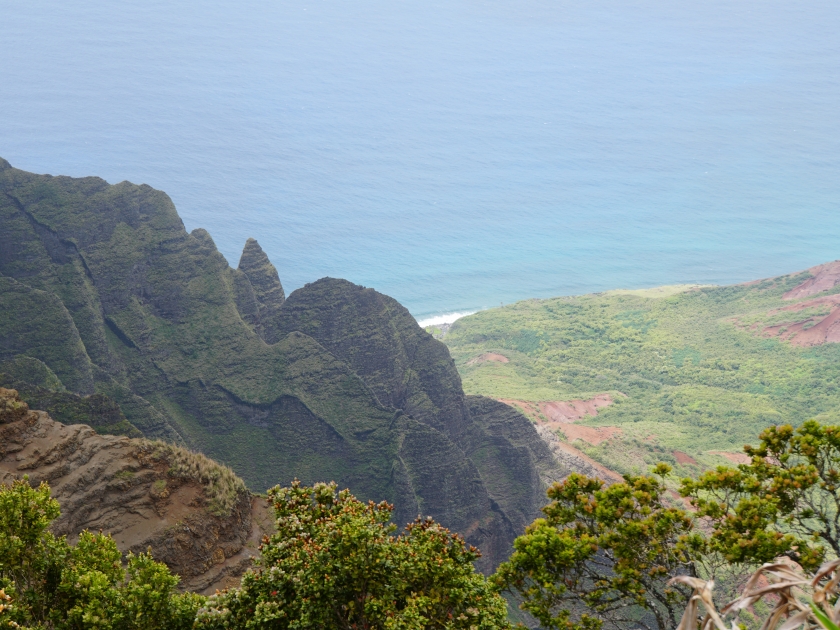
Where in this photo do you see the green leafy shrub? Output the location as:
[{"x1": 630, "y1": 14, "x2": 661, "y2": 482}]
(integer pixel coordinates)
[
  {"x1": 680, "y1": 420, "x2": 840, "y2": 571},
  {"x1": 197, "y1": 480, "x2": 512, "y2": 630},
  {"x1": 0, "y1": 478, "x2": 202, "y2": 629},
  {"x1": 494, "y1": 465, "x2": 704, "y2": 630},
  {"x1": 444, "y1": 275, "x2": 840, "y2": 467}
]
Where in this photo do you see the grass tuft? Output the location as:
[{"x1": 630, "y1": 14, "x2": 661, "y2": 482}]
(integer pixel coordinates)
[{"x1": 138, "y1": 441, "x2": 247, "y2": 516}]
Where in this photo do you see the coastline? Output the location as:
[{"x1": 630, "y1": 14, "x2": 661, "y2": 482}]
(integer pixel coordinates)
[{"x1": 416, "y1": 310, "x2": 478, "y2": 329}]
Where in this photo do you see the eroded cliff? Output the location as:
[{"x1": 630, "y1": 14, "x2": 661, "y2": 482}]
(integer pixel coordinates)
[{"x1": 0, "y1": 388, "x2": 271, "y2": 594}]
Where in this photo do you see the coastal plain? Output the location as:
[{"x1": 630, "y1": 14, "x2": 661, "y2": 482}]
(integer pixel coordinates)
[{"x1": 442, "y1": 263, "x2": 840, "y2": 477}]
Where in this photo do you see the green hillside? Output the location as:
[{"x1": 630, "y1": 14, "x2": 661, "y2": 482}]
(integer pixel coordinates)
[{"x1": 442, "y1": 269, "x2": 840, "y2": 476}]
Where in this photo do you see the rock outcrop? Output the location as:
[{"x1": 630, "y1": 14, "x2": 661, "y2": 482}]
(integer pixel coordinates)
[
  {"x1": 236, "y1": 237, "x2": 286, "y2": 341},
  {"x1": 0, "y1": 388, "x2": 271, "y2": 594},
  {"x1": 271, "y1": 279, "x2": 570, "y2": 568}
]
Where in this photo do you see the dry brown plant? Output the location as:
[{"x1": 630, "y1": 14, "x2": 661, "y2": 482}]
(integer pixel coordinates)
[{"x1": 670, "y1": 559, "x2": 840, "y2": 630}]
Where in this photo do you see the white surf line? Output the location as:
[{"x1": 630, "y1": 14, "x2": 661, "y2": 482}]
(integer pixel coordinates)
[{"x1": 416, "y1": 311, "x2": 478, "y2": 328}]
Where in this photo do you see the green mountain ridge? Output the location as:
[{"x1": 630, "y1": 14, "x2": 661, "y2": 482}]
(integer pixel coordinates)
[{"x1": 0, "y1": 158, "x2": 566, "y2": 571}]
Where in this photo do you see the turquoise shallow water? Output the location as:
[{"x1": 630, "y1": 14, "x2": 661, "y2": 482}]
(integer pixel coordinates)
[{"x1": 2, "y1": 1, "x2": 839, "y2": 321}]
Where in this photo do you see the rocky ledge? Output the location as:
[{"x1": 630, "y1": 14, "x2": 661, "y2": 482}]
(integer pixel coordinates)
[{"x1": 0, "y1": 388, "x2": 273, "y2": 594}]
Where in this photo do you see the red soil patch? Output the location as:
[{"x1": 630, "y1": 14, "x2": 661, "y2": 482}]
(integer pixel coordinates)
[
  {"x1": 709, "y1": 450, "x2": 751, "y2": 464},
  {"x1": 498, "y1": 399, "x2": 542, "y2": 419},
  {"x1": 499, "y1": 395, "x2": 621, "y2": 445},
  {"x1": 552, "y1": 440, "x2": 624, "y2": 483},
  {"x1": 562, "y1": 424, "x2": 621, "y2": 446},
  {"x1": 731, "y1": 288, "x2": 840, "y2": 347},
  {"x1": 762, "y1": 294, "x2": 840, "y2": 347},
  {"x1": 541, "y1": 395, "x2": 615, "y2": 423},
  {"x1": 729, "y1": 261, "x2": 840, "y2": 347},
  {"x1": 783, "y1": 261, "x2": 840, "y2": 300},
  {"x1": 466, "y1": 352, "x2": 510, "y2": 366},
  {"x1": 673, "y1": 450, "x2": 697, "y2": 465}
]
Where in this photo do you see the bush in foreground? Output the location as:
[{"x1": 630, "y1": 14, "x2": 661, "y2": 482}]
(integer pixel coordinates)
[
  {"x1": 494, "y1": 466, "x2": 703, "y2": 630},
  {"x1": 196, "y1": 480, "x2": 511, "y2": 630},
  {"x1": 681, "y1": 420, "x2": 840, "y2": 571},
  {"x1": 0, "y1": 478, "x2": 201, "y2": 630}
]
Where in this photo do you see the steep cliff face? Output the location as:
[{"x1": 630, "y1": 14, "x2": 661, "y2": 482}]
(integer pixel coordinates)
[
  {"x1": 272, "y1": 278, "x2": 570, "y2": 568},
  {"x1": 274, "y1": 278, "x2": 473, "y2": 443},
  {"x1": 0, "y1": 159, "x2": 568, "y2": 569},
  {"x1": 0, "y1": 388, "x2": 271, "y2": 594}
]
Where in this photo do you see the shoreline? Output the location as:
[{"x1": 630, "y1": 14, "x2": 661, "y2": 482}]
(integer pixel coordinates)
[
  {"x1": 414, "y1": 284, "x2": 712, "y2": 330},
  {"x1": 415, "y1": 310, "x2": 478, "y2": 329}
]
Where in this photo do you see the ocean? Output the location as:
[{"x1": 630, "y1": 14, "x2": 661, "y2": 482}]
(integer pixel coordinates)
[{"x1": 2, "y1": 0, "x2": 839, "y2": 324}]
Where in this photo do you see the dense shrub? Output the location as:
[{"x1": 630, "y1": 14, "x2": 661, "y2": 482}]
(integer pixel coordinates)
[
  {"x1": 0, "y1": 478, "x2": 201, "y2": 630},
  {"x1": 495, "y1": 466, "x2": 704, "y2": 630},
  {"x1": 196, "y1": 480, "x2": 512, "y2": 630}
]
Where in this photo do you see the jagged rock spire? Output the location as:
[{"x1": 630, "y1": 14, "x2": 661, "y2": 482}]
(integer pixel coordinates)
[{"x1": 237, "y1": 238, "x2": 285, "y2": 309}]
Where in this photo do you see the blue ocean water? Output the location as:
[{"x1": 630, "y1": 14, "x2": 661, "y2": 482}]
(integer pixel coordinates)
[{"x1": 2, "y1": 1, "x2": 839, "y2": 322}]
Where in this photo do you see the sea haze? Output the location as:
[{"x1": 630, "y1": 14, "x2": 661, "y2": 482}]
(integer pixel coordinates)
[{"x1": 2, "y1": 0, "x2": 839, "y2": 321}]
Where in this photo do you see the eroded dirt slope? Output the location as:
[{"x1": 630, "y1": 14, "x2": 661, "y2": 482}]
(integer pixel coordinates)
[{"x1": 0, "y1": 388, "x2": 272, "y2": 594}]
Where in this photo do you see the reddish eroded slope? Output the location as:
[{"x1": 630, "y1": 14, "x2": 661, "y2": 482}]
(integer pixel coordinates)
[
  {"x1": 534, "y1": 426, "x2": 623, "y2": 484},
  {"x1": 764, "y1": 295, "x2": 840, "y2": 346},
  {"x1": 735, "y1": 293, "x2": 840, "y2": 347},
  {"x1": 492, "y1": 396, "x2": 623, "y2": 481},
  {"x1": 559, "y1": 424, "x2": 621, "y2": 446},
  {"x1": 499, "y1": 394, "x2": 614, "y2": 424},
  {"x1": 0, "y1": 388, "x2": 272, "y2": 594},
  {"x1": 783, "y1": 261, "x2": 840, "y2": 300},
  {"x1": 498, "y1": 395, "x2": 621, "y2": 445},
  {"x1": 731, "y1": 262, "x2": 840, "y2": 347},
  {"x1": 672, "y1": 451, "x2": 698, "y2": 465},
  {"x1": 541, "y1": 395, "x2": 615, "y2": 423}
]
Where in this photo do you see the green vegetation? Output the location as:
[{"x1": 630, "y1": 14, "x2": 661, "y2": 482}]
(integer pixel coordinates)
[
  {"x1": 6, "y1": 419, "x2": 840, "y2": 629},
  {"x1": 0, "y1": 368, "x2": 142, "y2": 438},
  {"x1": 681, "y1": 420, "x2": 840, "y2": 571},
  {"x1": 499, "y1": 418, "x2": 840, "y2": 630},
  {"x1": 196, "y1": 481, "x2": 511, "y2": 629},
  {"x1": 1, "y1": 478, "x2": 509, "y2": 630},
  {"x1": 495, "y1": 465, "x2": 702, "y2": 630},
  {"x1": 0, "y1": 356, "x2": 66, "y2": 392},
  {"x1": 443, "y1": 273, "x2": 840, "y2": 470},
  {"x1": 0, "y1": 478, "x2": 201, "y2": 629}
]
